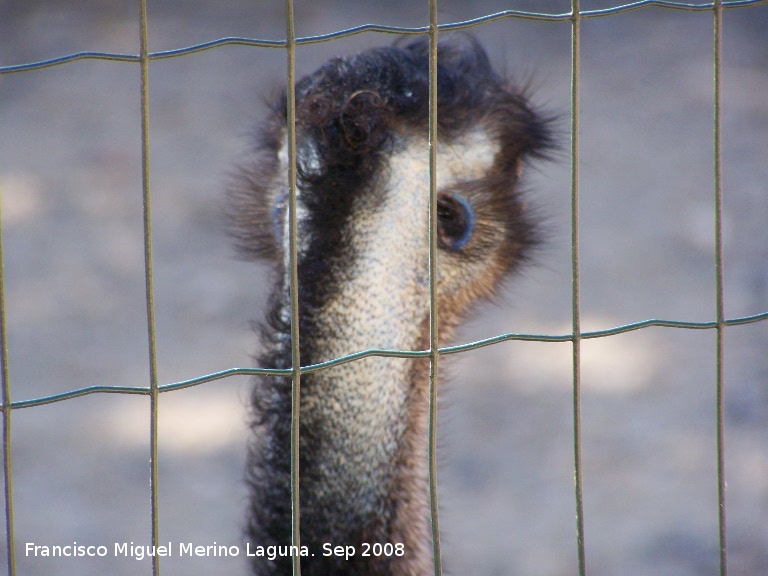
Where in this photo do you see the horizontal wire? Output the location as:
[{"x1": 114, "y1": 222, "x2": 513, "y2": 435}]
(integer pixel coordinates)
[
  {"x1": 5, "y1": 310, "x2": 767, "y2": 410},
  {"x1": 2, "y1": 0, "x2": 767, "y2": 74}
]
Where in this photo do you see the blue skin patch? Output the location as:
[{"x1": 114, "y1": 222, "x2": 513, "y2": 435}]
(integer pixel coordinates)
[{"x1": 444, "y1": 192, "x2": 475, "y2": 250}]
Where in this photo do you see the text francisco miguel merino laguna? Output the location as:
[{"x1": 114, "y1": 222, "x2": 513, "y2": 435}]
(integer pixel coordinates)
[{"x1": 26, "y1": 542, "x2": 310, "y2": 561}]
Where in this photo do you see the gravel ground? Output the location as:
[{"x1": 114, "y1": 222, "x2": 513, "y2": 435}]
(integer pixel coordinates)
[{"x1": 1, "y1": 1, "x2": 767, "y2": 575}]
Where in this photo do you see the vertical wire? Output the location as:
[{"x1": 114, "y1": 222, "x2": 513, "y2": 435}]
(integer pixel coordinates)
[
  {"x1": 570, "y1": 2, "x2": 587, "y2": 575},
  {"x1": 712, "y1": 1, "x2": 728, "y2": 575},
  {"x1": 138, "y1": 1, "x2": 161, "y2": 574},
  {"x1": 0, "y1": 173, "x2": 17, "y2": 575},
  {"x1": 426, "y1": 0, "x2": 442, "y2": 574},
  {"x1": 284, "y1": 1, "x2": 302, "y2": 574}
]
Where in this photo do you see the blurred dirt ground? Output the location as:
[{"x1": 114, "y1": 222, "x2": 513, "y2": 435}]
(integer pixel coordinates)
[{"x1": 1, "y1": 1, "x2": 767, "y2": 575}]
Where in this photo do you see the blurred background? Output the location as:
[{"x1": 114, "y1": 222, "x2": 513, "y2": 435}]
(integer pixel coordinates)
[{"x1": 0, "y1": 1, "x2": 766, "y2": 574}]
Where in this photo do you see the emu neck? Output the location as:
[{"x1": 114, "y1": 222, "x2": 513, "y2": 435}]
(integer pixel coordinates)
[
  {"x1": 296, "y1": 316, "x2": 433, "y2": 574},
  {"x1": 292, "y1": 145, "x2": 436, "y2": 573}
]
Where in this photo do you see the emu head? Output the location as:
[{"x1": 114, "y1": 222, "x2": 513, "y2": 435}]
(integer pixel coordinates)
[{"x1": 230, "y1": 37, "x2": 552, "y2": 350}]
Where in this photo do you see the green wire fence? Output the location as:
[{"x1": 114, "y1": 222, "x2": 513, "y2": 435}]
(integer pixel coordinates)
[{"x1": 2, "y1": 1, "x2": 768, "y2": 575}]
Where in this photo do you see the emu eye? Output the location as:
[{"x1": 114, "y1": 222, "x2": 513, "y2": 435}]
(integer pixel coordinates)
[{"x1": 437, "y1": 192, "x2": 475, "y2": 251}]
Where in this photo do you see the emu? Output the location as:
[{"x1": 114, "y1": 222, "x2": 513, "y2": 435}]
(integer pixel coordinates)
[{"x1": 229, "y1": 37, "x2": 552, "y2": 575}]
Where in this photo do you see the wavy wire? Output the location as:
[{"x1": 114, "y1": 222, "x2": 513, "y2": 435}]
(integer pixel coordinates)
[
  {"x1": 4, "y1": 312, "x2": 766, "y2": 411},
  {"x1": 2, "y1": 1, "x2": 767, "y2": 74}
]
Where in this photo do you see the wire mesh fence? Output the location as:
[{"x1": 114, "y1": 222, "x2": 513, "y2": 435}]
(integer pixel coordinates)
[{"x1": 1, "y1": 1, "x2": 768, "y2": 575}]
